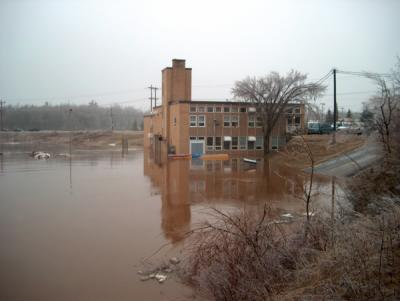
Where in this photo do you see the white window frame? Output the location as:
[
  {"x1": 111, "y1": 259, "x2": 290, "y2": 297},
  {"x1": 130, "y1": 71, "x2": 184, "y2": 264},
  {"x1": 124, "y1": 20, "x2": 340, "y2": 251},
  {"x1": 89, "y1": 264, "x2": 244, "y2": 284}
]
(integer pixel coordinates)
[
  {"x1": 198, "y1": 115, "x2": 206, "y2": 127},
  {"x1": 223, "y1": 115, "x2": 231, "y2": 127},
  {"x1": 239, "y1": 136, "x2": 247, "y2": 150},
  {"x1": 206, "y1": 136, "x2": 214, "y2": 151},
  {"x1": 189, "y1": 115, "x2": 197, "y2": 127},
  {"x1": 231, "y1": 136, "x2": 238, "y2": 150},
  {"x1": 248, "y1": 115, "x2": 255, "y2": 128},
  {"x1": 256, "y1": 136, "x2": 263, "y2": 149},
  {"x1": 215, "y1": 136, "x2": 222, "y2": 150},
  {"x1": 231, "y1": 115, "x2": 239, "y2": 127}
]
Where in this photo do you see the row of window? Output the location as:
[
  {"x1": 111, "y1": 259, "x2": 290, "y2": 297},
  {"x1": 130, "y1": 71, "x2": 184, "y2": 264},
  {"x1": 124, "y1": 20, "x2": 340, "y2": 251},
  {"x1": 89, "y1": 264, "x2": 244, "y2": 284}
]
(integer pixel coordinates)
[
  {"x1": 190, "y1": 105, "x2": 256, "y2": 113},
  {"x1": 189, "y1": 115, "x2": 263, "y2": 128},
  {"x1": 190, "y1": 136, "x2": 264, "y2": 151},
  {"x1": 190, "y1": 105, "x2": 301, "y2": 114}
]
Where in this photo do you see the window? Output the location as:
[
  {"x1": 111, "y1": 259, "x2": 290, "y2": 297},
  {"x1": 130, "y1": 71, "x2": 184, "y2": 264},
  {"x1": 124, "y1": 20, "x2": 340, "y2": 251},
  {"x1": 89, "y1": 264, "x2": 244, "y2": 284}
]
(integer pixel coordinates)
[
  {"x1": 174, "y1": 117, "x2": 176, "y2": 126},
  {"x1": 207, "y1": 106, "x2": 214, "y2": 113},
  {"x1": 256, "y1": 116, "x2": 263, "y2": 127},
  {"x1": 215, "y1": 137, "x2": 222, "y2": 150},
  {"x1": 295, "y1": 116, "x2": 301, "y2": 125},
  {"x1": 248, "y1": 115, "x2": 255, "y2": 127},
  {"x1": 198, "y1": 136, "x2": 205, "y2": 140},
  {"x1": 248, "y1": 107, "x2": 256, "y2": 113},
  {"x1": 190, "y1": 106, "x2": 196, "y2": 113},
  {"x1": 248, "y1": 136, "x2": 256, "y2": 150},
  {"x1": 240, "y1": 107, "x2": 247, "y2": 113},
  {"x1": 198, "y1": 106, "x2": 205, "y2": 113},
  {"x1": 256, "y1": 136, "x2": 263, "y2": 149},
  {"x1": 206, "y1": 137, "x2": 214, "y2": 151},
  {"x1": 231, "y1": 115, "x2": 239, "y2": 127},
  {"x1": 190, "y1": 115, "x2": 197, "y2": 127},
  {"x1": 295, "y1": 108, "x2": 301, "y2": 114},
  {"x1": 190, "y1": 136, "x2": 197, "y2": 140},
  {"x1": 232, "y1": 137, "x2": 238, "y2": 150},
  {"x1": 239, "y1": 136, "x2": 247, "y2": 150},
  {"x1": 224, "y1": 106, "x2": 230, "y2": 113},
  {"x1": 198, "y1": 115, "x2": 205, "y2": 127},
  {"x1": 223, "y1": 115, "x2": 231, "y2": 127},
  {"x1": 247, "y1": 140, "x2": 255, "y2": 150},
  {"x1": 215, "y1": 107, "x2": 222, "y2": 113},
  {"x1": 223, "y1": 140, "x2": 231, "y2": 150},
  {"x1": 231, "y1": 106, "x2": 238, "y2": 113}
]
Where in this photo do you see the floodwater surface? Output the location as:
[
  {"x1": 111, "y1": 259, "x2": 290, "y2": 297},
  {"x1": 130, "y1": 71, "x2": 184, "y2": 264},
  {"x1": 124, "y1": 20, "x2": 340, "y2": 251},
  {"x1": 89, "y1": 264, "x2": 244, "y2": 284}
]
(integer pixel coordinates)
[{"x1": 0, "y1": 146, "x2": 336, "y2": 301}]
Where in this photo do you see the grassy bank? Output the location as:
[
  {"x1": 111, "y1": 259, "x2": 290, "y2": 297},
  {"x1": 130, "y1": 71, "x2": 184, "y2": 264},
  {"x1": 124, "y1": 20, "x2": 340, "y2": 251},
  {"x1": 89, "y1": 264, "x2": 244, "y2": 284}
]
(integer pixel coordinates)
[{"x1": 0, "y1": 130, "x2": 144, "y2": 150}]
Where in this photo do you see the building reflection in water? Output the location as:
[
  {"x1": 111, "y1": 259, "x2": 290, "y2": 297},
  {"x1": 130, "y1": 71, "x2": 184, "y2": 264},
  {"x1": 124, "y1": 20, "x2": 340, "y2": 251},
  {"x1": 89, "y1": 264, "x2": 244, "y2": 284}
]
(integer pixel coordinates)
[{"x1": 143, "y1": 151, "x2": 317, "y2": 244}]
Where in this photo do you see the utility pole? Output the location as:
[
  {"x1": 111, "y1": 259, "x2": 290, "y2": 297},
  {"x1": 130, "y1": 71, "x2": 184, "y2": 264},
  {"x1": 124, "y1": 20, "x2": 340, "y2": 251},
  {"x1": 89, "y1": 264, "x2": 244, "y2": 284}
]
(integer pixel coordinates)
[
  {"x1": 110, "y1": 107, "x2": 114, "y2": 131},
  {"x1": 333, "y1": 68, "x2": 337, "y2": 144},
  {"x1": 0, "y1": 100, "x2": 5, "y2": 131},
  {"x1": 154, "y1": 87, "x2": 159, "y2": 108},
  {"x1": 148, "y1": 85, "x2": 159, "y2": 112},
  {"x1": 148, "y1": 85, "x2": 153, "y2": 112},
  {"x1": 320, "y1": 102, "x2": 325, "y2": 122}
]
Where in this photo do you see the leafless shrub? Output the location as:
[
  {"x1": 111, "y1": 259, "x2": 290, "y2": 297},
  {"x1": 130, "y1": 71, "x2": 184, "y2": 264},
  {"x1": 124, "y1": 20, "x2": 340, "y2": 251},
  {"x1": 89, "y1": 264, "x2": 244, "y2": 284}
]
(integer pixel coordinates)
[{"x1": 180, "y1": 203, "x2": 400, "y2": 301}]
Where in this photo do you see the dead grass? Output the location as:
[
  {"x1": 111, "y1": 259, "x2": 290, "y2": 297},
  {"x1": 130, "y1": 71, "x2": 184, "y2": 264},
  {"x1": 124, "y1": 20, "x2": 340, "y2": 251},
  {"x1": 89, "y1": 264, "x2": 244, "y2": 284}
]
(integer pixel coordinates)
[
  {"x1": 0, "y1": 130, "x2": 143, "y2": 149},
  {"x1": 275, "y1": 133, "x2": 366, "y2": 169},
  {"x1": 180, "y1": 203, "x2": 400, "y2": 301}
]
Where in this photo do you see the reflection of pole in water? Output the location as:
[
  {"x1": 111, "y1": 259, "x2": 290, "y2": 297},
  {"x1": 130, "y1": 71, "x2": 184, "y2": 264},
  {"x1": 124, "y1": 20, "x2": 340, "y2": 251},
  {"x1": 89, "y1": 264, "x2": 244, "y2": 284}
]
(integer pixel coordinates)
[
  {"x1": 121, "y1": 136, "x2": 128, "y2": 157},
  {"x1": 0, "y1": 150, "x2": 3, "y2": 174},
  {"x1": 69, "y1": 108, "x2": 73, "y2": 191},
  {"x1": 331, "y1": 176, "x2": 335, "y2": 220},
  {"x1": 69, "y1": 154, "x2": 72, "y2": 190}
]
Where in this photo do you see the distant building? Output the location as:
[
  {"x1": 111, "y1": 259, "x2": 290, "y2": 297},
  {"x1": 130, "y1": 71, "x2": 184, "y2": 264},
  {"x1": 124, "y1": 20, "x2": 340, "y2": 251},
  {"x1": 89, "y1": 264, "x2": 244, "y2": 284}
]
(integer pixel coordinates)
[{"x1": 143, "y1": 59, "x2": 305, "y2": 156}]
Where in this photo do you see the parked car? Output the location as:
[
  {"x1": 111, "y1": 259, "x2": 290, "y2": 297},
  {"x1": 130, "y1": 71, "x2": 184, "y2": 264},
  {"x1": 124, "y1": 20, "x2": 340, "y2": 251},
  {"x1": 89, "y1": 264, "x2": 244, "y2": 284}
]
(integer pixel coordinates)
[{"x1": 307, "y1": 122, "x2": 333, "y2": 134}]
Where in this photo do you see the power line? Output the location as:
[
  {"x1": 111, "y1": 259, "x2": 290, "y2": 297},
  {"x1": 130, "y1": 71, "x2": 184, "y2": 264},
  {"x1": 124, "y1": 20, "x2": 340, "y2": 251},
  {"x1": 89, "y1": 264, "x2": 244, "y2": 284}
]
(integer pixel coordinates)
[
  {"x1": 314, "y1": 70, "x2": 333, "y2": 85},
  {"x1": 336, "y1": 69, "x2": 392, "y2": 78},
  {"x1": 0, "y1": 100, "x2": 5, "y2": 131}
]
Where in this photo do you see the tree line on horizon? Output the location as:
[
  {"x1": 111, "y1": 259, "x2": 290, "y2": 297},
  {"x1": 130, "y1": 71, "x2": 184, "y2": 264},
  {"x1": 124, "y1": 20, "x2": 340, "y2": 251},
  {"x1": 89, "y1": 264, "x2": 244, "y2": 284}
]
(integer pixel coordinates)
[{"x1": 1, "y1": 102, "x2": 144, "y2": 131}]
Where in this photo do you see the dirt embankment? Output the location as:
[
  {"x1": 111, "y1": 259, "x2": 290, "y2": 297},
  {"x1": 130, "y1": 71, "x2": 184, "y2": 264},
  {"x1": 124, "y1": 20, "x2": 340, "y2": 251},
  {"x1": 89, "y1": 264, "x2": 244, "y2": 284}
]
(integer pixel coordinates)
[
  {"x1": 0, "y1": 130, "x2": 144, "y2": 150},
  {"x1": 274, "y1": 133, "x2": 366, "y2": 169}
]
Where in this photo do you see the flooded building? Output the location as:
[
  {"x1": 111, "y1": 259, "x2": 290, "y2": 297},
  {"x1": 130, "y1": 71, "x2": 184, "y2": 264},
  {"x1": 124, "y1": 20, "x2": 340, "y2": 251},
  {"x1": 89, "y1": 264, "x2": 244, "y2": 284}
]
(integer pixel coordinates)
[{"x1": 143, "y1": 59, "x2": 305, "y2": 156}]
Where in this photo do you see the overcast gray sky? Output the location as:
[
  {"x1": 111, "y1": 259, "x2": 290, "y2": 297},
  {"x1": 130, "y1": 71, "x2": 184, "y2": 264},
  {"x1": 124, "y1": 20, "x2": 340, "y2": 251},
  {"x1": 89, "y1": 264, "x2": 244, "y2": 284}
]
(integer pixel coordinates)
[{"x1": 1, "y1": 0, "x2": 399, "y2": 112}]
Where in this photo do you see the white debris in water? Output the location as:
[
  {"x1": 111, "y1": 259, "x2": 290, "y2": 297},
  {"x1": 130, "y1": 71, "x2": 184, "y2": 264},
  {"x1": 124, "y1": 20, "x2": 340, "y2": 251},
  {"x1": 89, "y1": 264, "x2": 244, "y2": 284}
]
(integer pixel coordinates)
[
  {"x1": 155, "y1": 273, "x2": 167, "y2": 283},
  {"x1": 32, "y1": 151, "x2": 50, "y2": 159},
  {"x1": 169, "y1": 257, "x2": 180, "y2": 265},
  {"x1": 281, "y1": 213, "x2": 294, "y2": 218},
  {"x1": 302, "y1": 212, "x2": 316, "y2": 217},
  {"x1": 108, "y1": 143, "x2": 116, "y2": 147}
]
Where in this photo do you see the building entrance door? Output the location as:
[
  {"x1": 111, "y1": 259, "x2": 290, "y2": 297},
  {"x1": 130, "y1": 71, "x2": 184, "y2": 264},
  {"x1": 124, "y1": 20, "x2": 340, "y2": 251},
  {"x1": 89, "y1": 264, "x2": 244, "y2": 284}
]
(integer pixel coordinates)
[{"x1": 190, "y1": 141, "x2": 205, "y2": 156}]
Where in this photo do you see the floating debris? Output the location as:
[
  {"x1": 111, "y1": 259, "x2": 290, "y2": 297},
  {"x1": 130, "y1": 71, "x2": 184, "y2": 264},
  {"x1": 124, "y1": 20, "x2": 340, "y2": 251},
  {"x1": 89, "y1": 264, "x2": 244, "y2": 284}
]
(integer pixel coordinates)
[
  {"x1": 302, "y1": 212, "x2": 316, "y2": 217},
  {"x1": 169, "y1": 257, "x2": 180, "y2": 265},
  {"x1": 281, "y1": 213, "x2": 294, "y2": 218},
  {"x1": 155, "y1": 273, "x2": 167, "y2": 283},
  {"x1": 31, "y1": 151, "x2": 50, "y2": 160}
]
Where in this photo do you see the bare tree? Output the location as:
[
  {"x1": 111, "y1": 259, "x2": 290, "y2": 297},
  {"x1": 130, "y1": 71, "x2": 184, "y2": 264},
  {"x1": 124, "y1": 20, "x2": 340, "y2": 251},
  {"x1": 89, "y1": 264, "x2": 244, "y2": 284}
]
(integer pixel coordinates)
[
  {"x1": 232, "y1": 71, "x2": 325, "y2": 154},
  {"x1": 368, "y1": 76, "x2": 399, "y2": 155}
]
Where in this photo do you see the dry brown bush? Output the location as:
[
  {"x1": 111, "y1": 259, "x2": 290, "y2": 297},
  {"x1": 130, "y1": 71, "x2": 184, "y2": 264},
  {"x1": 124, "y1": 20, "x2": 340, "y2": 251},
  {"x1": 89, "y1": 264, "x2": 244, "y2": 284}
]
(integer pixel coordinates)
[{"x1": 180, "y1": 204, "x2": 400, "y2": 301}]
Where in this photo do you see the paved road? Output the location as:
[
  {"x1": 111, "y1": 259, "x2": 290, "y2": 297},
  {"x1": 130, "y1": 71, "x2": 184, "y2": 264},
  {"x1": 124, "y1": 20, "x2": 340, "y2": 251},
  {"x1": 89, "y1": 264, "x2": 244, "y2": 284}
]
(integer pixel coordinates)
[{"x1": 307, "y1": 140, "x2": 381, "y2": 177}]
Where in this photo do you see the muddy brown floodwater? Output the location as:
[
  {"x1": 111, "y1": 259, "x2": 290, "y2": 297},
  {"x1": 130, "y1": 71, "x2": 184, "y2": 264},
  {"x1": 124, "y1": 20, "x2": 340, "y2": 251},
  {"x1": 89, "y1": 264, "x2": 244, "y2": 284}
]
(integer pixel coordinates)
[{"x1": 0, "y1": 145, "x2": 339, "y2": 301}]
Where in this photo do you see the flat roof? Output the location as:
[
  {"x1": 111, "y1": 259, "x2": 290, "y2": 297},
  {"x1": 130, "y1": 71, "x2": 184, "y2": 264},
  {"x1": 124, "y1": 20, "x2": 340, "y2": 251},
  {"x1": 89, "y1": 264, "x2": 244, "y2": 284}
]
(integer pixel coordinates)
[{"x1": 171, "y1": 100, "x2": 302, "y2": 105}]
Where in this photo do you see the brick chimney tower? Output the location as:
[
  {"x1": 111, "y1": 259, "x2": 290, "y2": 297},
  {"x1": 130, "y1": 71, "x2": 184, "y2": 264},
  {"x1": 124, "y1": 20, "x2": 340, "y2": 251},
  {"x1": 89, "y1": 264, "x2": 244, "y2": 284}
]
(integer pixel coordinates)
[{"x1": 161, "y1": 59, "x2": 191, "y2": 141}]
